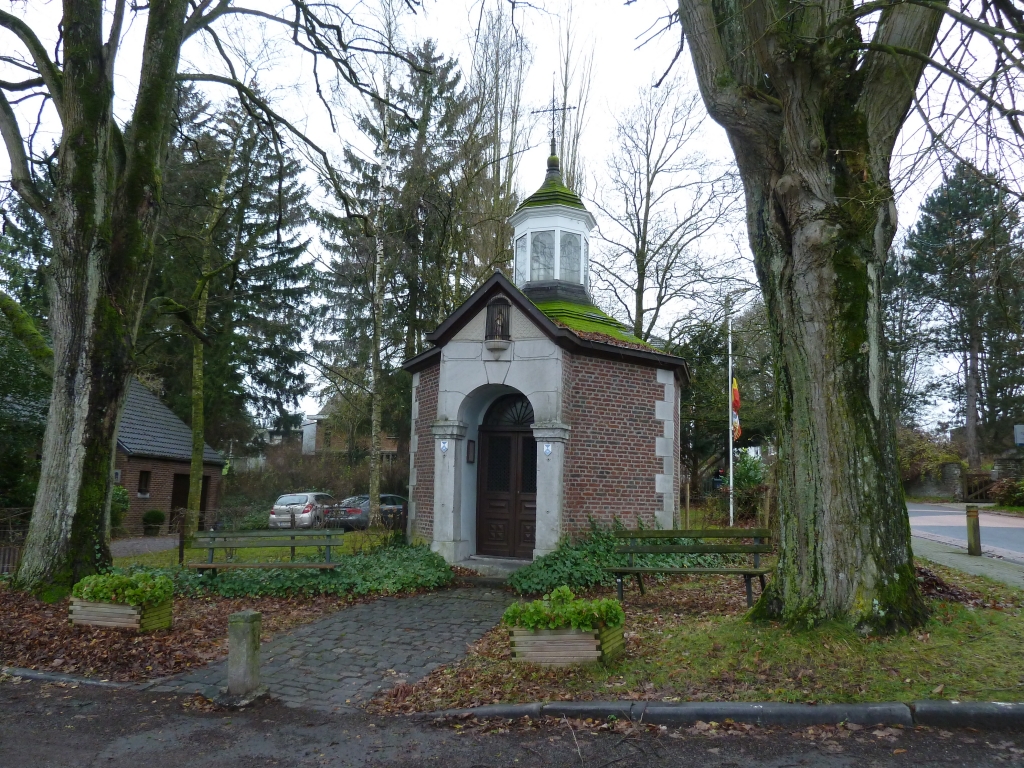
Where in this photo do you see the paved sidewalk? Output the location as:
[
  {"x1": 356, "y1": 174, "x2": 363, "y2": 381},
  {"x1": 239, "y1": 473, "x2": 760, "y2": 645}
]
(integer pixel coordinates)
[
  {"x1": 149, "y1": 586, "x2": 512, "y2": 711},
  {"x1": 913, "y1": 535, "x2": 1024, "y2": 591}
]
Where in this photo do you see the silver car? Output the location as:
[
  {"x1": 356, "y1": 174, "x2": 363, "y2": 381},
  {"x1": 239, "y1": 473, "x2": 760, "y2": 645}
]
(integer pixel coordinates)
[{"x1": 268, "y1": 492, "x2": 334, "y2": 529}]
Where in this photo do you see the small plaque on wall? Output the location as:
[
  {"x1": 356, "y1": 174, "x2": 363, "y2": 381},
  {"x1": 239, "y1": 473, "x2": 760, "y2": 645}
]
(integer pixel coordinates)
[{"x1": 466, "y1": 440, "x2": 476, "y2": 463}]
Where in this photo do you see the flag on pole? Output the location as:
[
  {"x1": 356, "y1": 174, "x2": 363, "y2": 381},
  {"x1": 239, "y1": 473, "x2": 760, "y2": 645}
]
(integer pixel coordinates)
[{"x1": 731, "y1": 378, "x2": 741, "y2": 440}]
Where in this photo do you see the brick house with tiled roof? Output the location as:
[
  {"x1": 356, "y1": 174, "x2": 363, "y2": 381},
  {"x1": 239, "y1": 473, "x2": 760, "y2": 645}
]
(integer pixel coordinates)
[
  {"x1": 402, "y1": 145, "x2": 689, "y2": 564},
  {"x1": 114, "y1": 380, "x2": 225, "y2": 534}
]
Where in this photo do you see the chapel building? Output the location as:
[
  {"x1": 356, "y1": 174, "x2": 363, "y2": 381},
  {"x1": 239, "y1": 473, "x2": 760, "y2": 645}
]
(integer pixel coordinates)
[{"x1": 402, "y1": 143, "x2": 688, "y2": 563}]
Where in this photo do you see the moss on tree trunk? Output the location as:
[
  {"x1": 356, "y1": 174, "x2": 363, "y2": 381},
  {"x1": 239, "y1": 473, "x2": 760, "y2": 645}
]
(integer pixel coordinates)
[
  {"x1": 675, "y1": 0, "x2": 943, "y2": 631},
  {"x1": 14, "y1": 0, "x2": 190, "y2": 597}
]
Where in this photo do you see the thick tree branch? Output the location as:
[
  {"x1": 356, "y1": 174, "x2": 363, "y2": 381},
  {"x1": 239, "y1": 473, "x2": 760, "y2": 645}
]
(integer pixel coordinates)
[
  {"x1": 103, "y1": 0, "x2": 127, "y2": 83},
  {"x1": 0, "y1": 290, "x2": 53, "y2": 376},
  {"x1": 0, "y1": 89, "x2": 49, "y2": 217},
  {"x1": 0, "y1": 77, "x2": 44, "y2": 91},
  {"x1": 0, "y1": 10, "x2": 63, "y2": 118},
  {"x1": 857, "y1": 3, "x2": 948, "y2": 160},
  {"x1": 675, "y1": 0, "x2": 782, "y2": 142}
]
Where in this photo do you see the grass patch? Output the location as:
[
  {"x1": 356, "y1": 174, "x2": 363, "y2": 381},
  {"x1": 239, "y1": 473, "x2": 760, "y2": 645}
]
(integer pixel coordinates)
[
  {"x1": 988, "y1": 506, "x2": 1024, "y2": 516},
  {"x1": 374, "y1": 561, "x2": 1024, "y2": 713}
]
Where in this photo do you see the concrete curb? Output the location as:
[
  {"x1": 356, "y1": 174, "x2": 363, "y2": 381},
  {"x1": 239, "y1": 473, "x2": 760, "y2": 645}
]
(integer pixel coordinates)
[
  {"x1": 425, "y1": 699, "x2": 1024, "y2": 730},
  {"x1": 911, "y1": 700, "x2": 1024, "y2": 729},
  {"x1": 1, "y1": 665, "x2": 130, "y2": 689}
]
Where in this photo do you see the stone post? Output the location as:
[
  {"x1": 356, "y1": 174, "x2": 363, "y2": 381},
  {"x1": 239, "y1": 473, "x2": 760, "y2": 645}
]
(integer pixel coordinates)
[
  {"x1": 227, "y1": 610, "x2": 262, "y2": 696},
  {"x1": 966, "y1": 505, "x2": 982, "y2": 556},
  {"x1": 532, "y1": 421, "x2": 570, "y2": 559}
]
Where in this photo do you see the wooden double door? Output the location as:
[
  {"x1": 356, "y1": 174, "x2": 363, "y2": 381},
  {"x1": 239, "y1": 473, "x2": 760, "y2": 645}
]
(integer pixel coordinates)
[
  {"x1": 476, "y1": 429, "x2": 537, "y2": 558},
  {"x1": 476, "y1": 394, "x2": 537, "y2": 559}
]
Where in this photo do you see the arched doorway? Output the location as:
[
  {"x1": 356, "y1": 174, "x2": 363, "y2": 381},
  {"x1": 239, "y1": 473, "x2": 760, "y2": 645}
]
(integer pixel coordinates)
[{"x1": 476, "y1": 394, "x2": 537, "y2": 558}]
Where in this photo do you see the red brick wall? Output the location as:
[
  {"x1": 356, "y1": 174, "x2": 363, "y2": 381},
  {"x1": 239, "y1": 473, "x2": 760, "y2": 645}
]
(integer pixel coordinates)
[
  {"x1": 410, "y1": 364, "x2": 439, "y2": 541},
  {"x1": 562, "y1": 354, "x2": 666, "y2": 534},
  {"x1": 114, "y1": 453, "x2": 222, "y2": 535}
]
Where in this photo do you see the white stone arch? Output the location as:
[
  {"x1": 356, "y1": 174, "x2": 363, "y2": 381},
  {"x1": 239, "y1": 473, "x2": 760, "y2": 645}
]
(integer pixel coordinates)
[{"x1": 456, "y1": 383, "x2": 530, "y2": 555}]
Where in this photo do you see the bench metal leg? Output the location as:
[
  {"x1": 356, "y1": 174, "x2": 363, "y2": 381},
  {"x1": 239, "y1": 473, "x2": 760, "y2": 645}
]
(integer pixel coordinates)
[
  {"x1": 616, "y1": 576, "x2": 624, "y2": 602},
  {"x1": 636, "y1": 573, "x2": 645, "y2": 596},
  {"x1": 744, "y1": 575, "x2": 753, "y2": 607}
]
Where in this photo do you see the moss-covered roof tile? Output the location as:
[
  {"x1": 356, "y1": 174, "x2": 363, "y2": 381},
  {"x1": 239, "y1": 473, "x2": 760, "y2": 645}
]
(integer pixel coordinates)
[{"x1": 532, "y1": 299, "x2": 657, "y2": 351}]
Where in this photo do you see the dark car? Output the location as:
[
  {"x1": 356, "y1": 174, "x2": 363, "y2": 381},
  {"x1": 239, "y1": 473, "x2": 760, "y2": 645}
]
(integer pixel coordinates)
[{"x1": 325, "y1": 494, "x2": 407, "y2": 531}]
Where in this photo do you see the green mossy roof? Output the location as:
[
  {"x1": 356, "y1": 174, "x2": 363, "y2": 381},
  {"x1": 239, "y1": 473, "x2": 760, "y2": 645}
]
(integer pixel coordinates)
[
  {"x1": 532, "y1": 299, "x2": 656, "y2": 350},
  {"x1": 517, "y1": 156, "x2": 587, "y2": 211}
]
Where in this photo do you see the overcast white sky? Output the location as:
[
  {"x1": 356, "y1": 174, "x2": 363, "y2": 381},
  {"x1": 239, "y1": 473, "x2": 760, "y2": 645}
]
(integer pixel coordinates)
[{"x1": 1, "y1": 0, "x2": 960, "y2": 427}]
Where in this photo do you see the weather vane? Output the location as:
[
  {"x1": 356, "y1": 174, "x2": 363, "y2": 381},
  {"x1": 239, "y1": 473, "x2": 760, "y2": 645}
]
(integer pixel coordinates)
[{"x1": 531, "y1": 74, "x2": 576, "y2": 153}]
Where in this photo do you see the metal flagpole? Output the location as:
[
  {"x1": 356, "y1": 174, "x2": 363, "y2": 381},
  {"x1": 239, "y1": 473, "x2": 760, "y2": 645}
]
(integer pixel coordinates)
[{"x1": 728, "y1": 308, "x2": 734, "y2": 527}]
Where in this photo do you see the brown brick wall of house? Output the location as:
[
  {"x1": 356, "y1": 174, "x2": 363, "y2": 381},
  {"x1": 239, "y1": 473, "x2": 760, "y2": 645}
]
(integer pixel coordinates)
[
  {"x1": 114, "y1": 453, "x2": 222, "y2": 535},
  {"x1": 562, "y1": 354, "x2": 667, "y2": 534},
  {"x1": 410, "y1": 364, "x2": 440, "y2": 541}
]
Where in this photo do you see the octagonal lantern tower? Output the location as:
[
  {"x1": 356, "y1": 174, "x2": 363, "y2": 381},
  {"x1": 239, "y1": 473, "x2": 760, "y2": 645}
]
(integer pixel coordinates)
[{"x1": 508, "y1": 139, "x2": 597, "y2": 305}]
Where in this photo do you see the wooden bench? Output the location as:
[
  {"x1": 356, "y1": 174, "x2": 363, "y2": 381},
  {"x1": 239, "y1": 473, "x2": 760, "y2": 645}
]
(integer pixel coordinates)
[
  {"x1": 607, "y1": 528, "x2": 772, "y2": 607},
  {"x1": 188, "y1": 529, "x2": 343, "y2": 575}
]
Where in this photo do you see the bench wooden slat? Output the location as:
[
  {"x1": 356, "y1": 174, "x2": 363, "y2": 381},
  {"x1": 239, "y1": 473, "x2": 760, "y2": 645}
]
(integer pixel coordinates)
[
  {"x1": 195, "y1": 529, "x2": 338, "y2": 539},
  {"x1": 615, "y1": 544, "x2": 771, "y2": 555},
  {"x1": 612, "y1": 528, "x2": 770, "y2": 539},
  {"x1": 192, "y1": 538, "x2": 338, "y2": 549},
  {"x1": 188, "y1": 562, "x2": 337, "y2": 570},
  {"x1": 607, "y1": 567, "x2": 771, "y2": 576}
]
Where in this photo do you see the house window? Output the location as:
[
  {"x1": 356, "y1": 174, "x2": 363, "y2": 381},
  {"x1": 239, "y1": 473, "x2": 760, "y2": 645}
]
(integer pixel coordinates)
[
  {"x1": 138, "y1": 470, "x2": 151, "y2": 498},
  {"x1": 485, "y1": 298, "x2": 511, "y2": 340},
  {"x1": 560, "y1": 231, "x2": 581, "y2": 283},
  {"x1": 530, "y1": 230, "x2": 555, "y2": 281},
  {"x1": 113, "y1": 469, "x2": 122, "y2": 484}
]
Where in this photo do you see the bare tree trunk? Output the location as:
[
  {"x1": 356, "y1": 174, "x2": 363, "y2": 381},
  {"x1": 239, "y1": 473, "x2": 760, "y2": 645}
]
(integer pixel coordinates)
[
  {"x1": 965, "y1": 333, "x2": 982, "y2": 469},
  {"x1": 187, "y1": 138, "x2": 237, "y2": 535},
  {"x1": 13, "y1": 1, "x2": 189, "y2": 596},
  {"x1": 369, "y1": 229, "x2": 384, "y2": 529}
]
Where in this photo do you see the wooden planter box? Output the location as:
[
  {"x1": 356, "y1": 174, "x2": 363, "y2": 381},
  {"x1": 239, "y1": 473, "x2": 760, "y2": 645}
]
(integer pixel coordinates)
[
  {"x1": 70, "y1": 598, "x2": 172, "y2": 632},
  {"x1": 510, "y1": 625, "x2": 625, "y2": 666}
]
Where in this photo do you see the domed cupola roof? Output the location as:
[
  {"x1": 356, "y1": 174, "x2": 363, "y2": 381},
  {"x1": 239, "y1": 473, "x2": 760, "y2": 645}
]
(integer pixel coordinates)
[{"x1": 517, "y1": 139, "x2": 587, "y2": 212}]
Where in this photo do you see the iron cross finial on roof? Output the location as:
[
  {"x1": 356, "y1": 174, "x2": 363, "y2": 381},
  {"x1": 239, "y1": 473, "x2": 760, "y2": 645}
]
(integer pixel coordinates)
[{"x1": 531, "y1": 73, "x2": 576, "y2": 156}]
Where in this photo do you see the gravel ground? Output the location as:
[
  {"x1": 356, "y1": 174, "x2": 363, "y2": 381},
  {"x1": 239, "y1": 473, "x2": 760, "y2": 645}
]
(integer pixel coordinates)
[
  {"x1": 110, "y1": 535, "x2": 179, "y2": 558},
  {"x1": 1, "y1": 678, "x2": 1021, "y2": 768}
]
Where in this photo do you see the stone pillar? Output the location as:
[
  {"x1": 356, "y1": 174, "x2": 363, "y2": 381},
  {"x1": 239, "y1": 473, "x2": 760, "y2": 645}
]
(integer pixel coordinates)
[
  {"x1": 654, "y1": 369, "x2": 677, "y2": 529},
  {"x1": 227, "y1": 610, "x2": 261, "y2": 696},
  {"x1": 532, "y1": 422, "x2": 570, "y2": 559},
  {"x1": 431, "y1": 419, "x2": 468, "y2": 563}
]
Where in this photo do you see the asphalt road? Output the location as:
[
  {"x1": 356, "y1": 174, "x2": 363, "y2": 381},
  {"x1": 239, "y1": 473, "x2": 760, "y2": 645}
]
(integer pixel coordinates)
[
  {"x1": 1, "y1": 679, "x2": 1021, "y2": 768},
  {"x1": 909, "y1": 503, "x2": 1024, "y2": 559}
]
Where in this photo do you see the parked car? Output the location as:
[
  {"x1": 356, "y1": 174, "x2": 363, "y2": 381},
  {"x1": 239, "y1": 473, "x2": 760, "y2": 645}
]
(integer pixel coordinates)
[
  {"x1": 325, "y1": 494, "x2": 407, "y2": 531},
  {"x1": 268, "y1": 492, "x2": 335, "y2": 529}
]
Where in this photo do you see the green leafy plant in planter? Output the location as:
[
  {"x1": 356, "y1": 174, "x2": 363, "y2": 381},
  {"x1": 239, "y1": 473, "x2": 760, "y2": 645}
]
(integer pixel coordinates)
[
  {"x1": 73, "y1": 572, "x2": 173, "y2": 606},
  {"x1": 503, "y1": 586, "x2": 626, "y2": 663},
  {"x1": 142, "y1": 508, "x2": 165, "y2": 536},
  {"x1": 71, "y1": 572, "x2": 174, "y2": 631},
  {"x1": 503, "y1": 585, "x2": 625, "y2": 631}
]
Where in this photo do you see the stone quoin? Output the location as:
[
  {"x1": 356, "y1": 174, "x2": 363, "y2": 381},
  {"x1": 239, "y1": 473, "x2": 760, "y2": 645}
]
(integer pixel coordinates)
[{"x1": 402, "y1": 142, "x2": 688, "y2": 564}]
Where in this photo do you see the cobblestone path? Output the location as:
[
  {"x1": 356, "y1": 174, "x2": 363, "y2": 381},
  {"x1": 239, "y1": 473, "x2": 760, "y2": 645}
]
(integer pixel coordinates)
[{"x1": 149, "y1": 587, "x2": 512, "y2": 711}]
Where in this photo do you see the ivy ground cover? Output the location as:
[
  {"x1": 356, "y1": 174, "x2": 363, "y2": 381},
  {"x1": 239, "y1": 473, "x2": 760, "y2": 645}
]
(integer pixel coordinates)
[{"x1": 372, "y1": 561, "x2": 1024, "y2": 714}]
